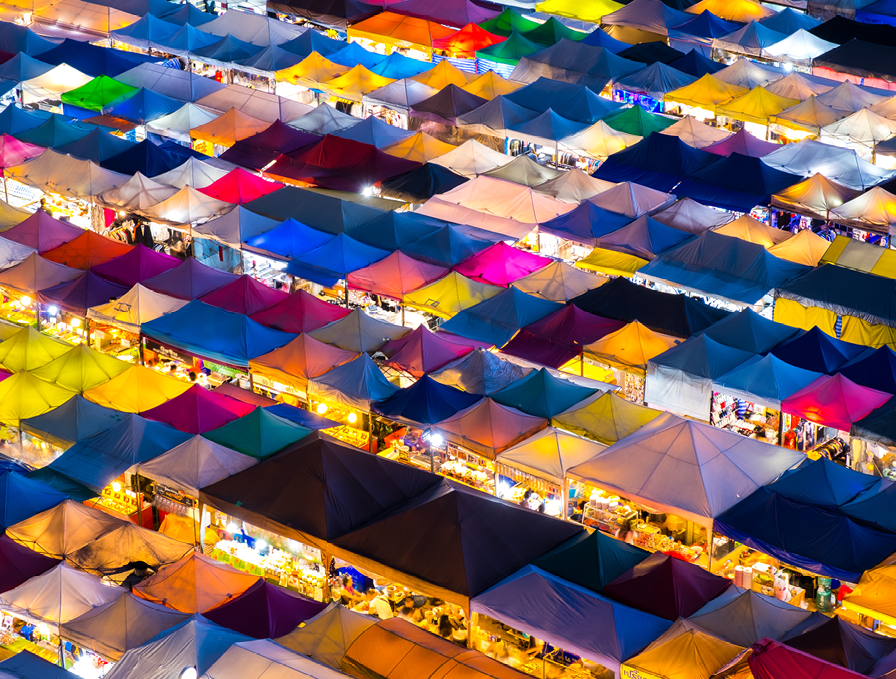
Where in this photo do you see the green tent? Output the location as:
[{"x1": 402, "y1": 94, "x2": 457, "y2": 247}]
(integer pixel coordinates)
[
  {"x1": 61, "y1": 75, "x2": 137, "y2": 113},
  {"x1": 479, "y1": 8, "x2": 541, "y2": 37},
  {"x1": 602, "y1": 105, "x2": 677, "y2": 136},
  {"x1": 203, "y1": 407, "x2": 312, "y2": 459},
  {"x1": 476, "y1": 31, "x2": 543, "y2": 66},
  {"x1": 522, "y1": 17, "x2": 586, "y2": 45}
]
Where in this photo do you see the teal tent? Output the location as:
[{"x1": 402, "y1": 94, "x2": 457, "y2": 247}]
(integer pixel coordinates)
[
  {"x1": 203, "y1": 407, "x2": 312, "y2": 460},
  {"x1": 492, "y1": 367, "x2": 598, "y2": 418}
]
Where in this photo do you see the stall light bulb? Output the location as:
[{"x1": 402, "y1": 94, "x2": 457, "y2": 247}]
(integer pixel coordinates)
[
  {"x1": 347, "y1": 412, "x2": 357, "y2": 424},
  {"x1": 256, "y1": 539, "x2": 267, "y2": 551},
  {"x1": 20, "y1": 296, "x2": 30, "y2": 307},
  {"x1": 71, "y1": 317, "x2": 81, "y2": 328},
  {"x1": 48, "y1": 306, "x2": 58, "y2": 316},
  {"x1": 317, "y1": 403, "x2": 328, "y2": 415},
  {"x1": 111, "y1": 481, "x2": 122, "y2": 493},
  {"x1": 179, "y1": 669, "x2": 198, "y2": 679},
  {"x1": 226, "y1": 522, "x2": 238, "y2": 534},
  {"x1": 431, "y1": 433, "x2": 444, "y2": 448}
]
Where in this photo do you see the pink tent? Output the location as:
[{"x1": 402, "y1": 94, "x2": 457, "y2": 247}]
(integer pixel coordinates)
[
  {"x1": 91, "y1": 244, "x2": 181, "y2": 287},
  {"x1": 141, "y1": 384, "x2": 254, "y2": 434},
  {"x1": 250, "y1": 289, "x2": 350, "y2": 333},
  {"x1": 346, "y1": 251, "x2": 448, "y2": 300},
  {"x1": 197, "y1": 168, "x2": 284, "y2": 205},
  {"x1": 382, "y1": 325, "x2": 473, "y2": 377},
  {"x1": 1, "y1": 209, "x2": 83, "y2": 253},
  {"x1": 0, "y1": 134, "x2": 43, "y2": 168},
  {"x1": 198, "y1": 275, "x2": 289, "y2": 316},
  {"x1": 783, "y1": 373, "x2": 892, "y2": 432},
  {"x1": 453, "y1": 241, "x2": 551, "y2": 287},
  {"x1": 749, "y1": 638, "x2": 866, "y2": 679}
]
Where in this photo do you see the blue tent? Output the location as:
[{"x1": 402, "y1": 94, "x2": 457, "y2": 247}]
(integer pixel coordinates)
[
  {"x1": 285, "y1": 233, "x2": 390, "y2": 287},
  {"x1": 55, "y1": 128, "x2": 137, "y2": 163},
  {"x1": 368, "y1": 51, "x2": 430, "y2": 79},
  {"x1": 21, "y1": 394, "x2": 124, "y2": 448},
  {"x1": 699, "y1": 308, "x2": 798, "y2": 354},
  {"x1": 102, "y1": 87, "x2": 182, "y2": 124},
  {"x1": 593, "y1": 132, "x2": 716, "y2": 192},
  {"x1": 668, "y1": 49, "x2": 724, "y2": 77},
  {"x1": 771, "y1": 326, "x2": 866, "y2": 374},
  {"x1": 0, "y1": 53, "x2": 53, "y2": 82},
  {"x1": 839, "y1": 345, "x2": 896, "y2": 394},
  {"x1": 372, "y1": 374, "x2": 482, "y2": 426},
  {"x1": 346, "y1": 210, "x2": 443, "y2": 251},
  {"x1": 279, "y1": 29, "x2": 343, "y2": 58},
  {"x1": 638, "y1": 231, "x2": 811, "y2": 305},
  {"x1": 713, "y1": 354, "x2": 821, "y2": 409},
  {"x1": 676, "y1": 153, "x2": 803, "y2": 211},
  {"x1": 332, "y1": 115, "x2": 414, "y2": 148},
  {"x1": 851, "y1": 397, "x2": 896, "y2": 449},
  {"x1": 540, "y1": 201, "x2": 632, "y2": 247},
  {"x1": 667, "y1": 11, "x2": 742, "y2": 50},
  {"x1": 308, "y1": 353, "x2": 399, "y2": 410},
  {"x1": 142, "y1": 300, "x2": 296, "y2": 368},
  {"x1": 149, "y1": 22, "x2": 219, "y2": 56},
  {"x1": 759, "y1": 6, "x2": 820, "y2": 33},
  {"x1": 327, "y1": 42, "x2": 385, "y2": 69},
  {"x1": 580, "y1": 27, "x2": 630, "y2": 52},
  {"x1": 594, "y1": 215, "x2": 694, "y2": 261},
  {"x1": 245, "y1": 186, "x2": 385, "y2": 234},
  {"x1": 0, "y1": 79, "x2": 19, "y2": 100},
  {"x1": 842, "y1": 471, "x2": 896, "y2": 533},
  {"x1": 244, "y1": 218, "x2": 334, "y2": 260},
  {"x1": 0, "y1": 22, "x2": 57, "y2": 57},
  {"x1": 615, "y1": 62, "x2": 697, "y2": 99},
  {"x1": 192, "y1": 34, "x2": 262, "y2": 65},
  {"x1": 116, "y1": 62, "x2": 225, "y2": 102},
  {"x1": 264, "y1": 403, "x2": 340, "y2": 430},
  {"x1": 235, "y1": 44, "x2": 303, "y2": 72},
  {"x1": 456, "y1": 95, "x2": 539, "y2": 134},
  {"x1": 0, "y1": 105, "x2": 51, "y2": 136},
  {"x1": 767, "y1": 457, "x2": 879, "y2": 509},
  {"x1": 30, "y1": 413, "x2": 191, "y2": 493},
  {"x1": 651, "y1": 333, "x2": 756, "y2": 378},
  {"x1": 160, "y1": 3, "x2": 215, "y2": 26},
  {"x1": 37, "y1": 39, "x2": 158, "y2": 77},
  {"x1": 109, "y1": 13, "x2": 179, "y2": 49},
  {"x1": 513, "y1": 41, "x2": 642, "y2": 92},
  {"x1": 505, "y1": 77, "x2": 622, "y2": 124},
  {"x1": 380, "y1": 163, "x2": 469, "y2": 204},
  {"x1": 508, "y1": 108, "x2": 588, "y2": 145},
  {"x1": 492, "y1": 367, "x2": 597, "y2": 418},
  {"x1": 13, "y1": 115, "x2": 94, "y2": 148},
  {"x1": 401, "y1": 223, "x2": 498, "y2": 267},
  {"x1": 472, "y1": 566, "x2": 671, "y2": 675},
  {"x1": 714, "y1": 488, "x2": 896, "y2": 581},
  {"x1": 0, "y1": 471, "x2": 68, "y2": 531},
  {"x1": 100, "y1": 139, "x2": 185, "y2": 176},
  {"x1": 440, "y1": 287, "x2": 563, "y2": 346}
]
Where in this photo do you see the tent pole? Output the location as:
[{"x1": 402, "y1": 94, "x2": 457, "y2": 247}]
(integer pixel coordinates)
[
  {"x1": 138, "y1": 336, "x2": 145, "y2": 366},
  {"x1": 343, "y1": 283, "x2": 349, "y2": 308},
  {"x1": 562, "y1": 478, "x2": 570, "y2": 520},
  {"x1": 2, "y1": 170, "x2": 7, "y2": 203},
  {"x1": 17, "y1": 421, "x2": 23, "y2": 460},
  {"x1": 401, "y1": 305, "x2": 406, "y2": 327},
  {"x1": 320, "y1": 549, "x2": 332, "y2": 602},
  {"x1": 57, "y1": 638, "x2": 64, "y2": 668},
  {"x1": 35, "y1": 302, "x2": 40, "y2": 332}
]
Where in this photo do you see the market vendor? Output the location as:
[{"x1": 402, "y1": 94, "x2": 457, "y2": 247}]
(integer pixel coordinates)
[{"x1": 365, "y1": 588, "x2": 394, "y2": 620}]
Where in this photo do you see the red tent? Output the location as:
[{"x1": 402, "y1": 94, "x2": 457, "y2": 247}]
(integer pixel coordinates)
[
  {"x1": 91, "y1": 244, "x2": 181, "y2": 287},
  {"x1": 453, "y1": 241, "x2": 551, "y2": 287},
  {"x1": 382, "y1": 325, "x2": 473, "y2": 377},
  {"x1": 1, "y1": 209, "x2": 83, "y2": 253},
  {"x1": 267, "y1": 135, "x2": 421, "y2": 193},
  {"x1": 198, "y1": 168, "x2": 285, "y2": 205},
  {"x1": 782, "y1": 373, "x2": 893, "y2": 432},
  {"x1": 141, "y1": 384, "x2": 254, "y2": 434},
  {"x1": 346, "y1": 251, "x2": 448, "y2": 300},
  {"x1": 250, "y1": 289, "x2": 350, "y2": 333},
  {"x1": 432, "y1": 23, "x2": 506, "y2": 57},
  {"x1": 749, "y1": 638, "x2": 866, "y2": 679},
  {"x1": 198, "y1": 275, "x2": 289, "y2": 316},
  {"x1": 42, "y1": 230, "x2": 133, "y2": 269}
]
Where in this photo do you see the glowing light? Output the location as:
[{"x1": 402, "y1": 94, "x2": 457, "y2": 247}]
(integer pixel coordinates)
[
  {"x1": 48, "y1": 306, "x2": 58, "y2": 315},
  {"x1": 256, "y1": 539, "x2": 267, "y2": 551},
  {"x1": 71, "y1": 317, "x2": 81, "y2": 328},
  {"x1": 347, "y1": 412, "x2": 357, "y2": 424},
  {"x1": 20, "y1": 296, "x2": 30, "y2": 307},
  {"x1": 180, "y1": 669, "x2": 198, "y2": 679},
  {"x1": 111, "y1": 481, "x2": 122, "y2": 493},
  {"x1": 431, "y1": 433, "x2": 444, "y2": 448},
  {"x1": 316, "y1": 403, "x2": 328, "y2": 414},
  {"x1": 226, "y1": 522, "x2": 238, "y2": 534}
]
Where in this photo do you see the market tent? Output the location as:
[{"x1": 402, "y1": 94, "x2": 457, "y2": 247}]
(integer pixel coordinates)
[
  {"x1": 319, "y1": 65, "x2": 396, "y2": 103},
  {"x1": 251, "y1": 289, "x2": 349, "y2": 334},
  {"x1": 190, "y1": 108, "x2": 270, "y2": 148},
  {"x1": 410, "y1": 83, "x2": 488, "y2": 126},
  {"x1": 821, "y1": 107, "x2": 896, "y2": 158},
  {"x1": 685, "y1": 0, "x2": 772, "y2": 20},
  {"x1": 713, "y1": 21, "x2": 787, "y2": 57},
  {"x1": 373, "y1": 373, "x2": 482, "y2": 426},
  {"x1": 770, "y1": 173, "x2": 859, "y2": 219},
  {"x1": 110, "y1": 12, "x2": 179, "y2": 49},
  {"x1": 307, "y1": 353, "x2": 398, "y2": 410},
  {"x1": 472, "y1": 566, "x2": 668, "y2": 675},
  {"x1": 453, "y1": 242, "x2": 550, "y2": 288},
  {"x1": 197, "y1": 276, "x2": 288, "y2": 317},
  {"x1": 41, "y1": 230, "x2": 131, "y2": 270},
  {"x1": 492, "y1": 367, "x2": 598, "y2": 419},
  {"x1": 582, "y1": 320, "x2": 681, "y2": 375},
  {"x1": 363, "y1": 79, "x2": 438, "y2": 115},
  {"x1": 83, "y1": 364, "x2": 191, "y2": 413},
  {"x1": 219, "y1": 121, "x2": 317, "y2": 172},
  {"x1": 664, "y1": 73, "x2": 748, "y2": 112},
  {"x1": 763, "y1": 141, "x2": 895, "y2": 192},
  {"x1": 771, "y1": 95, "x2": 851, "y2": 136},
  {"x1": 0, "y1": 534, "x2": 59, "y2": 595},
  {"x1": 589, "y1": 214, "x2": 694, "y2": 261},
  {"x1": 30, "y1": 344, "x2": 130, "y2": 393},
  {"x1": 191, "y1": 33, "x2": 262, "y2": 65},
  {"x1": 382, "y1": 132, "x2": 457, "y2": 166},
  {"x1": 382, "y1": 325, "x2": 473, "y2": 377},
  {"x1": 482, "y1": 155, "x2": 563, "y2": 188},
  {"x1": 347, "y1": 251, "x2": 447, "y2": 300},
  {"x1": 558, "y1": 120, "x2": 643, "y2": 161},
  {"x1": 429, "y1": 139, "x2": 510, "y2": 177},
  {"x1": 748, "y1": 638, "x2": 873, "y2": 679},
  {"x1": 0, "y1": 472, "x2": 67, "y2": 533},
  {"x1": 287, "y1": 105, "x2": 359, "y2": 136},
  {"x1": 432, "y1": 397, "x2": 545, "y2": 458},
  {"x1": 765, "y1": 73, "x2": 835, "y2": 101},
  {"x1": 840, "y1": 345, "x2": 896, "y2": 394},
  {"x1": 101, "y1": 87, "x2": 182, "y2": 127},
  {"x1": 308, "y1": 308, "x2": 408, "y2": 353},
  {"x1": 5, "y1": 499, "x2": 119, "y2": 559},
  {"x1": 651, "y1": 197, "x2": 733, "y2": 234},
  {"x1": 480, "y1": 8, "x2": 541, "y2": 37},
  {"x1": 552, "y1": 390, "x2": 662, "y2": 445},
  {"x1": 506, "y1": 108, "x2": 587, "y2": 148},
  {"x1": 667, "y1": 11, "x2": 742, "y2": 53},
  {"x1": 366, "y1": 51, "x2": 430, "y2": 79},
  {"x1": 60, "y1": 75, "x2": 138, "y2": 114},
  {"x1": 37, "y1": 271, "x2": 128, "y2": 317},
  {"x1": 615, "y1": 62, "x2": 698, "y2": 101},
  {"x1": 152, "y1": 157, "x2": 229, "y2": 190},
  {"x1": 782, "y1": 373, "x2": 892, "y2": 431},
  {"x1": 511, "y1": 260, "x2": 604, "y2": 302},
  {"x1": 831, "y1": 185, "x2": 896, "y2": 230},
  {"x1": 817, "y1": 79, "x2": 891, "y2": 113},
  {"x1": 600, "y1": 0, "x2": 691, "y2": 40},
  {"x1": 202, "y1": 581, "x2": 326, "y2": 639},
  {"x1": 90, "y1": 244, "x2": 180, "y2": 289},
  {"x1": 702, "y1": 127, "x2": 778, "y2": 157},
  {"x1": 276, "y1": 604, "x2": 374, "y2": 669},
  {"x1": 401, "y1": 224, "x2": 497, "y2": 268},
  {"x1": 5, "y1": 150, "x2": 129, "y2": 199},
  {"x1": 285, "y1": 232, "x2": 390, "y2": 287},
  {"x1": 21, "y1": 395, "x2": 122, "y2": 450},
  {"x1": 765, "y1": 29, "x2": 839, "y2": 62},
  {"x1": 659, "y1": 115, "x2": 731, "y2": 149},
  {"x1": 540, "y1": 201, "x2": 632, "y2": 246},
  {"x1": 842, "y1": 564, "x2": 896, "y2": 624},
  {"x1": 696, "y1": 308, "x2": 796, "y2": 355},
  {"x1": 530, "y1": 0, "x2": 622, "y2": 24},
  {"x1": 519, "y1": 17, "x2": 586, "y2": 47},
  {"x1": 508, "y1": 41, "x2": 640, "y2": 91},
  {"x1": 203, "y1": 407, "x2": 312, "y2": 460},
  {"x1": 249, "y1": 333, "x2": 357, "y2": 392},
  {"x1": 504, "y1": 77, "x2": 618, "y2": 125},
  {"x1": 192, "y1": 206, "x2": 281, "y2": 251},
  {"x1": 430, "y1": 348, "x2": 526, "y2": 397},
  {"x1": 767, "y1": 229, "x2": 831, "y2": 267},
  {"x1": 138, "y1": 186, "x2": 234, "y2": 226},
  {"x1": 197, "y1": 168, "x2": 283, "y2": 206},
  {"x1": 202, "y1": 638, "x2": 349, "y2": 679},
  {"x1": 65, "y1": 522, "x2": 193, "y2": 577},
  {"x1": 97, "y1": 172, "x2": 178, "y2": 211},
  {"x1": 0, "y1": 326, "x2": 71, "y2": 373},
  {"x1": 455, "y1": 95, "x2": 537, "y2": 138},
  {"x1": 144, "y1": 103, "x2": 219, "y2": 144},
  {"x1": 141, "y1": 384, "x2": 254, "y2": 434},
  {"x1": 714, "y1": 214, "x2": 792, "y2": 248},
  {"x1": 463, "y1": 71, "x2": 522, "y2": 100},
  {"x1": 771, "y1": 325, "x2": 865, "y2": 373},
  {"x1": 783, "y1": 611, "x2": 896, "y2": 674},
  {"x1": 386, "y1": 0, "x2": 500, "y2": 28},
  {"x1": 346, "y1": 12, "x2": 455, "y2": 56},
  {"x1": 332, "y1": 116, "x2": 414, "y2": 149},
  {"x1": 0, "y1": 133, "x2": 44, "y2": 172},
  {"x1": 380, "y1": 163, "x2": 468, "y2": 203},
  {"x1": 496, "y1": 426, "x2": 605, "y2": 485},
  {"x1": 87, "y1": 283, "x2": 188, "y2": 334},
  {"x1": 243, "y1": 218, "x2": 333, "y2": 261},
  {"x1": 0, "y1": 106, "x2": 51, "y2": 137}
]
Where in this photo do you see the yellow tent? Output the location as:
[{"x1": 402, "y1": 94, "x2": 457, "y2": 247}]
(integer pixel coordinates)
[
  {"x1": 403, "y1": 271, "x2": 502, "y2": 320},
  {"x1": 770, "y1": 95, "x2": 850, "y2": 134},
  {"x1": 0, "y1": 199, "x2": 29, "y2": 229},
  {"x1": 0, "y1": 371, "x2": 75, "y2": 426},
  {"x1": 576, "y1": 248, "x2": 648, "y2": 277},
  {"x1": 275, "y1": 52, "x2": 348, "y2": 88},
  {"x1": 621, "y1": 620, "x2": 746, "y2": 679},
  {"x1": 583, "y1": 320, "x2": 681, "y2": 374},
  {"x1": 190, "y1": 108, "x2": 270, "y2": 148},
  {"x1": 686, "y1": 0, "x2": 774, "y2": 21},
  {"x1": 716, "y1": 86, "x2": 799, "y2": 125},
  {"x1": 382, "y1": 132, "x2": 456, "y2": 163},
  {"x1": 771, "y1": 174, "x2": 859, "y2": 220},
  {"x1": 30, "y1": 343, "x2": 130, "y2": 393},
  {"x1": 462, "y1": 71, "x2": 522, "y2": 100},
  {"x1": 831, "y1": 185, "x2": 896, "y2": 229},
  {"x1": 83, "y1": 364, "x2": 190, "y2": 413},
  {"x1": 715, "y1": 214, "x2": 792, "y2": 248},
  {"x1": 819, "y1": 234, "x2": 896, "y2": 279},
  {"x1": 552, "y1": 390, "x2": 661, "y2": 444},
  {"x1": 0, "y1": 326, "x2": 71, "y2": 372},
  {"x1": 319, "y1": 65, "x2": 396, "y2": 102},
  {"x1": 535, "y1": 0, "x2": 623, "y2": 23},
  {"x1": 411, "y1": 60, "x2": 474, "y2": 90},
  {"x1": 843, "y1": 564, "x2": 896, "y2": 626},
  {"x1": 665, "y1": 74, "x2": 748, "y2": 113},
  {"x1": 511, "y1": 260, "x2": 606, "y2": 302},
  {"x1": 767, "y1": 229, "x2": 831, "y2": 266}
]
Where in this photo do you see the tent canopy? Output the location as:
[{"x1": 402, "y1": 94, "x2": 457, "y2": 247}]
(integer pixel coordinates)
[
  {"x1": 249, "y1": 333, "x2": 357, "y2": 392},
  {"x1": 84, "y1": 364, "x2": 190, "y2": 414},
  {"x1": 203, "y1": 407, "x2": 312, "y2": 460},
  {"x1": 699, "y1": 307, "x2": 798, "y2": 354},
  {"x1": 434, "y1": 397, "x2": 546, "y2": 459},
  {"x1": 382, "y1": 325, "x2": 473, "y2": 378},
  {"x1": 714, "y1": 354, "x2": 822, "y2": 409},
  {"x1": 141, "y1": 384, "x2": 254, "y2": 434},
  {"x1": 373, "y1": 374, "x2": 482, "y2": 426},
  {"x1": 21, "y1": 394, "x2": 123, "y2": 450},
  {"x1": 430, "y1": 348, "x2": 526, "y2": 396},
  {"x1": 42, "y1": 230, "x2": 132, "y2": 270},
  {"x1": 250, "y1": 289, "x2": 349, "y2": 334},
  {"x1": 511, "y1": 260, "x2": 605, "y2": 303},
  {"x1": 552, "y1": 390, "x2": 662, "y2": 445},
  {"x1": 622, "y1": 619, "x2": 745, "y2": 679},
  {"x1": 347, "y1": 251, "x2": 447, "y2": 300},
  {"x1": 454, "y1": 241, "x2": 551, "y2": 288},
  {"x1": 771, "y1": 325, "x2": 866, "y2": 374},
  {"x1": 276, "y1": 603, "x2": 375, "y2": 669},
  {"x1": 308, "y1": 308, "x2": 408, "y2": 353},
  {"x1": 492, "y1": 367, "x2": 598, "y2": 418},
  {"x1": 308, "y1": 353, "x2": 399, "y2": 410},
  {"x1": 203, "y1": 580, "x2": 327, "y2": 639},
  {"x1": 30, "y1": 343, "x2": 131, "y2": 393},
  {"x1": 198, "y1": 275, "x2": 289, "y2": 317},
  {"x1": 87, "y1": 283, "x2": 188, "y2": 334},
  {"x1": 783, "y1": 373, "x2": 893, "y2": 432},
  {"x1": 496, "y1": 426, "x2": 604, "y2": 483}
]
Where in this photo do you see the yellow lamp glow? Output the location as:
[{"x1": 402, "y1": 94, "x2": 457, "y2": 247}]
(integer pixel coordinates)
[
  {"x1": 347, "y1": 412, "x2": 358, "y2": 424},
  {"x1": 20, "y1": 296, "x2": 30, "y2": 307},
  {"x1": 317, "y1": 403, "x2": 328, "y2": 414},
  {"x1": 71, "y1": 317, "x2": 81, "y2": 328},
  {"x1": 112, "y1": 481, "x2": 122, "y2": 493}
]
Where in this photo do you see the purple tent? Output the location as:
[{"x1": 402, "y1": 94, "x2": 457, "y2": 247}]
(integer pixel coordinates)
[
  {"x1": 38, "y1": 271, "x2": 129, "y2": 316},
  {"x1": 92, "y1": 244, "x2": 181, "y2": 288},
  {"x1": 602, "y1": 552, "x2": 730, "y2": 620},
  {"x1": 0, "y1": 534, "x2": 59, "y2": 593},
  {"x1": 219, "y1": 120, "x2": 320, "y2": 171},
  {"x1": 142, "y1": 256, "x2": 239, "y2": 300},
  {"x1": 202, "y1": 580, "x2": 327, "y2": 638},
  {"x1": 702, "y1": 128, "x2": 779, "y2": 158}
]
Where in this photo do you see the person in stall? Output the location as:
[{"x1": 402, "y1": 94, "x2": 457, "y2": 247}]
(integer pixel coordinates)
[{"x1": 365, "y1": 588, "x2": 394, "y2": 620}]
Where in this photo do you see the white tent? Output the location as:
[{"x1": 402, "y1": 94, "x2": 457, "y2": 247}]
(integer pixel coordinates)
[
  {"x1": 196, "y1": 86, "x2": 312, "y2": 124},
  {"x1": 192, "y1": 206, "x2": 280, "y2": 250},
  {"x1": 287, "y1": 104, "x2": 360, "y2": 135},
  {"x1": 819, "y1": 108, "x2": 896, "y2": 160},
  {"x1": 88, "y1": 283, "x2": 188, "y2": 334},
  {"x1": 116, "y1": 63, "x2": 226, "y2": 104},
  {"x1": 200, "y1": 10, "x2": 304, "y2": 46},
  {"x1": 765, "y1": 72, "x2": 835, "y2": 100},
  {"x1": 98, "y1": 172, "x2": 179, "y2": 212},
  {"x1": 0, "y1": 236, "x2": 35, "y2": 270},
  {"x1": 7, "y1": 499, "x2": 125, "y2": 559},
  {"x1": 713, "y1": 57, "x2": 785, "y2": 89},
  {"x1": 588, "y1": 181, "x2": 676, "y2": 217},
  {"x1": 762, "y1": 139, "x2": 896, "y2": 191},
  {"x1": 6, "y1": 150, "x2": 128, "y2": 199},
  {"x1": 497, "y1": 427, "x2": 605, "y2": 485},
  {"x1": 135, "y1": 434, "x2": 257, "y2": 497},
  {"x1": 308, "y1": 309, "x2": 408, "y2": 353},
  {"x1": 204, "y1": 639, "x2": 350, "y2": 679},
  {"x1": 138, "y1": 186, "x2": 233, "y2": 226},
  {"x1": 534, "y1": 169, "x2": 615, "y2": 203},
  {"x1": 660, "y1": 116, "x2": 731, "y2": 148},
  {"x1": 652, "y1": 197, "x2": 734, "y2": 233},
  {"x1": 764, "y1": 29, "x2": 838, "y2": 62},
  {"x1": 430, "y1": 139, "x2": 511, "y2": 177},
  {"x1": 152, "y1": 157, "x2": 230, "y2": 189},
  {"x1": 567, "y1": 412, "x2": 805, "y2": 528},
  {"x1": 363, "y1": 78, "x2": 439, "y2": 113},
  {"x1": 559, "y1": 120, "x2": 642, "y2": 160},
  {"x1": 511, "y1": 260, "x2": 605, "y2": 302},
  {"x1": 21, "y1": 65, "x2": 93, "y2": 104},
  {"x1": 817, "y1": 80, "x2": 890, "y2": 113},
  {"x1": 146, "y1": 104, "x2": 221, "y2": 144},
  {"x1": 0, "y1": 563, "x2": 123, "y2": 631},
  {"x1": 276, "y1": 604, "x2": 376, "y2": 669},
  {"x1": 831, "y1": 185, "x2": 896, "y2": 229}
]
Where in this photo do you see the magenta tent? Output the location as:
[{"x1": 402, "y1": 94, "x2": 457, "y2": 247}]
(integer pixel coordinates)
[
  {"x1": 198, "y1": 168, "x2": 285, "y2": 205},
  {"x1": 202, "y1": 580, "x2": 327, "y2": 639},
  {"x1": 250, "y1": 289, "x2": 350, "y2": 333},
  {"x1": 383, "y1": 325, "x2": 473, "y2": 377},
  {"x1": 143, "y1": 257, "x2": 239, "y2": 301},
  {"x1": 749, "y1": 638, "x2": 868, "y2": 679},
  {"x1": 91, "y1": 244, "x2": 181, "y2": 287},
  {"x1": 0, "y1": 534, "x2": 60, "y2": 593},
  {"x1": 1, "y1": 209, "x2": 83, "y2": 253},
  {"x1": 141, "y1": 383, "x2": 255, "y2": 434},
  {"x1": 782, "y1": 373, "x2": 892, "y2": 432},
  {"x1": 502, "y1": 305, "x2": 626, "y2": 369},
  {"x1": 197, "y1": 275, "x2": 289, "y2": 316},
  {"x1": 702, "y1": 128, "x2": 778, "y2": 158},
  {"x1": 453, "y1": 241, "x2": 551, "y2": 287},
  {"x1": 346, "y1": 251, "x2": 448, "y2": 300},
  {"x1": 0, "y1": 134, "x2": 43, "y2": 168}
]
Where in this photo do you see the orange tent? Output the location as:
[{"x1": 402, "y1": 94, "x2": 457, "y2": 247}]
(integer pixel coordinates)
[
  {"x1": 41, "y1": 230, "x2": 132, "y2": 269},
  {"x1": 346, "y1": 251, "x2": 448, "y2": 300},
  {"x1": 433, "y1": 24, "x2": 506, "y2": 58},
  {"x1": 411, "y1": 60, "x2": 474, "y2": 89},
  {"x1": 347, "y1": 12, "x2": 456, "y2": 55},
  {"x1": 463, "y1": 71, "x2": 522, "y2": 100},
  {"x1": 190, "y1": 108, "x2": 270, "y2": 148},
  {"x1": 249, "y1": 334, "x2": 358, "y2": 392}
]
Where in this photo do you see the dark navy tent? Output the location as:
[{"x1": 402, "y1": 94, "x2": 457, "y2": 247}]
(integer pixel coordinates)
[
  {"x1": 650, "y1": 334, "x2": 757, "y2": 380},
  {"x1": 161, "y1": 2, "x2": 215, "y2": 25},
  {"x1": 279, "y1": 28, "x2": 343, "y2": 57},
  {"x1": 472, "y1": 566, "x2": 670, "y2": 675},
  {"x1": 579, "y1": 26, "x2": 630, "y2": 51},
  {"x1": 767, "y1": 457, "x2": 878, "y2": 509},
  {"x1": 244, "y1": 186, "x2": 385, "y2": 233},
  {"x1": 55, "y1": 128, "x2": 137, "y2": 163},
  {"x1": 840, "y1": 345, "x2": 896, "y2": 394},
  {"x1": 760, "y1": 7, "x2": 820, "y2": 33},
  {"x1": 842, "y1": 465, "x2": 896, "y2": 533},
  {"x1": 532, "y1": 529, "x2": 650, "y2": 593},
  {"x1": 783, "y1": 616, "x2": 896, "y2": 675},
  {"x1": 285, "y1": 233, "x2": 389, "y2": 287},
  {"x1": 37, "y1": 39, "x2": 158, "y2": 77},
  {"x1": 263, "y1": 403, "x2": 340, "y2": 430},
  {"x1": 102, "y1": 87, "x2": 182, "y2": 124},
  {"x1": 401, "y1": 223, "x2": 498, "y2": 267},
  {"x1": 540, "y1": 201, "x2": 632, "y2": 246},
  {"x1": 713, "y1": 354, "x2": 821, "y2": 409},
  {"x1": 244, "y1": 218, "x2": 334, "y2": 260},
  {"x1": 410, "y1": 84, "x2": 488, "y2": 126},
  {"x1": 615, "y1": 61, "x2": 697, "y2": 100},
  {"x1": 618, "y1": 41, "x2": 685, "y2": 65},
  {"x1": 571, "y1": 277, "x2": 730, "y2": 338},
  {"x1": 380, "y1": 163, "x2": 469, "y2": 204},
  {"x1": 346, "y1": 210, "x2": 443, "y2": 251},
  {"x1": 373, "y1": 374, "x2": 482, "y2": 426},
  {"x1": 851, "y1": 397, "x2": 896, "y2": 449},
  {"x1": 0, "y1": 53, "x2": 53, "y2": 82},
  {"x1": 235, "y1": 44, "x2": 303, "y2": 73},
  {"x1": 192, "y1": 35, "x2": 262, "y2": 65},
  {"x1": 510, "y1": 40, "x2": 642, "y2": 91},
  {"x1": 771, "y1": 325, "x2": 866, "y2": 374},
  {"x1": 667, "y1": 49, "x2": 725, "y2": 77},
  {"x1": 0, "y1": 471, "x2": 68, "y2": 532},
  {"x1": 21, "y1": 394, "x2": 124, "y2": 449},
  {"x1": 809, "y1": 15, "x2": 896, "y2": 44},
  {"x1": 699, "y1": 308, "x2": 798, "y2": 354},
  {"x1": 270, "y1": 0, "x2": 377, "y2": 30},
  {"x1": 638, "y1": 231, "x2": 812, "y2": 305},
  {"x1": 367, "y1": 51, "x2": 430, "y2": 79},
  {"x1": 505, "y1": 77, "x2": 622, "y2": 124},
  {"x1": 0, "y1": 105, "x2": 52, "y2": 136},
  {"x1": 100, "y1": 139, "x2": 185, "y2": 176},
  {"x1": 0, "y1": 22, "x2": 58, "y2": 56},
  {"x1": 219, "y1": 120, "x2": 319, "y2": 171},
  {"x1": 13, "y1": 115, "x2": 94, "y2": 149},
  {"x1": 440, "y1": 287, "x2": 564, "y2": 346},
  {"x1": 492, "y1": 367, "x2": 597, "y2": 418}
]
